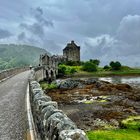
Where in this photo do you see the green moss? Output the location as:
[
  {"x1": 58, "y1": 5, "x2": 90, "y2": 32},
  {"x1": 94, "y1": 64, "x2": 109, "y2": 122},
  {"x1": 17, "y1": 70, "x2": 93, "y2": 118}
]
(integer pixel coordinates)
[
  {"x1": 87, "y1": 129, "x2": 140, "y2": 140},
  {"x1": 121, "y1": 116, "x2": 140, "y2": 130},
  {"x1": 84, "y1": 100, "x2": 93, "y2": 104},
  {"x1": 40, "y1": 81, "x2": 57, "y2": 90},
  {"x1": 98, "y1": 99, "x2": 107, "y2": 103}
]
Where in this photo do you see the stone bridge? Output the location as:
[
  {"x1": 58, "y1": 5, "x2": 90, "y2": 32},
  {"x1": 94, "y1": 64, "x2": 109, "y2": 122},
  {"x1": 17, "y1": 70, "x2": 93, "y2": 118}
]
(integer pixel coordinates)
[{"x1": 0, "y1": 67, "x2": 88, "y2": 140}]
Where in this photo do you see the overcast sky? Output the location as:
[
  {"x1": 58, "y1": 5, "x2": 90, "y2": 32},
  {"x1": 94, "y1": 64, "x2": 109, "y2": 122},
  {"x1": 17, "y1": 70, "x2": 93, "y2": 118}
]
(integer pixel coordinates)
[{"x1": 0, "y1": 0, "x2": 140, "y2": 66}]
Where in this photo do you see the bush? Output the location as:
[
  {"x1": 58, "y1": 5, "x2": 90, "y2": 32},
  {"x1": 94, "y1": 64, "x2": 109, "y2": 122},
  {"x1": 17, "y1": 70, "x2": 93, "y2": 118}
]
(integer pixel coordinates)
[
  {"x1": 58, "y1": 64, "x2": 78, "y2": 75},
  {"x1": 40, "y1": 81, "x2": 57, "y2": 90},
  {"x1": 65, "y1": 61, "x2": 80, "y2": 66},
  {"x1": 58, "y1": 64, "x2": 66, "y2": 75},
  {"x1": 90, "y1": 59, "x2": 100, "y2": 66},
  {"x1": 103, "y1": 65, "x2": 110, "y2": 70},
  {"x1": 110, "y1": 61, "x2": 122, "y2": 70},
  {"x1": 82, "y1": 61, "x2": 97, "y2": 72},
  {"x1": 70, "y1": 67, "x2": 77, "y2": 74}
]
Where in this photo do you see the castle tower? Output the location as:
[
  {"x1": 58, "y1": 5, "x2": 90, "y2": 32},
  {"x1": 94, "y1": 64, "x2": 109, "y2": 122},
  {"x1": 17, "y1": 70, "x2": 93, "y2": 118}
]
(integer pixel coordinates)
[{"x1": 63, "y1": 41, "x2": 80, "y2": 62}]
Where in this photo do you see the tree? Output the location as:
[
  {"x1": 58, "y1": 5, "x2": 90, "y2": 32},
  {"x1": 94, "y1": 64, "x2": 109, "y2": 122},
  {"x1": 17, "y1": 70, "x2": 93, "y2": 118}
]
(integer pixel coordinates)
[
  {"x1": 90, "y1": 59, "x2": 100, "y2": 66},
  {"x1": 103, "y1": 65, "x2": 110, "y2": 70},
  {"x1": 110, "y1": 61, "x2": 122, "y2": 70},
  {"x1": 82, "y1": 61, "x2": 97, "y2": 72}
]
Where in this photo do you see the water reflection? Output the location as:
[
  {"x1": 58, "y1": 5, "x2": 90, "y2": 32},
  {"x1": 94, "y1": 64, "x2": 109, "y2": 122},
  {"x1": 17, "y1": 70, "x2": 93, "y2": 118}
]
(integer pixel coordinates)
[{"x1": 99, "y1": 76, "x2": 140, "y2": 85}]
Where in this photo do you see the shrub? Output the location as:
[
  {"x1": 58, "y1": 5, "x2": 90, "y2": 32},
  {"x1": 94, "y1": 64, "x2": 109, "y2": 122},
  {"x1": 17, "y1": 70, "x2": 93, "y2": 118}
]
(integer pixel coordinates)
[
  {"x1": 90, "y1": 59, "x2": 100, "y2": 66},
  {"x1": 103, "y1": 65, "x2": 110, "y2": 70},
  {"x1": 110, "y1": 61, "x2": 122, "y2": 70},
  {"x1": 70, "y1": 67, "x2": 77, "y2": 74},
  {"x1": 65, "y1": 61, "x2": 80, "y2": 66},
  {"x1": 40, "y1": 81, "x2": 57, "y2": 90},
  {"x1": 82, "y1": 61, "x2": 97, "y2": 72},
  {"x1": 58, "y1": 64, "x2": 66, "y2": 75}
]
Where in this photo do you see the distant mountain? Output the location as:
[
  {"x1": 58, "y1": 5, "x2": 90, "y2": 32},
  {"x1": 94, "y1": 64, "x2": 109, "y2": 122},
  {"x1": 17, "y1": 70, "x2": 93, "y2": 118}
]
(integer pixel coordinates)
[{"x1": 0, "y1": 44, "x2": 48, "y2": 70}]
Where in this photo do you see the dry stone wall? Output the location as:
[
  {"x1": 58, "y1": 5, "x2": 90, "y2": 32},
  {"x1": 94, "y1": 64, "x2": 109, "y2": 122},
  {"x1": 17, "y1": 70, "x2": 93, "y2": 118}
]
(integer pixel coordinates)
[{"x1": 29, "y1": 70, "x2": 88, "y2": 140}]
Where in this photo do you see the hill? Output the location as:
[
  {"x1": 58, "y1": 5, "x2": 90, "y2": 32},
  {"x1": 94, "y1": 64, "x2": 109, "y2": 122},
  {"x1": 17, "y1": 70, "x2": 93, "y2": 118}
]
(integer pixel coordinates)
[{"x1": 0, "y1": 44, "x2": 48, "y2": 70}]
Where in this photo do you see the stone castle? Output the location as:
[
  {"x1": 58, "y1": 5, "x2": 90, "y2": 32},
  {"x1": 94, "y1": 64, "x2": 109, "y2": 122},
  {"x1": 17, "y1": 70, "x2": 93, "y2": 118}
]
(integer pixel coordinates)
[
  {"x1": 63, "y1": 40, "x2": 80, "y2": 62},
  {"x1": 39, "y1": 41, "x2": 80, "y2": 81},
  {"x1": 40, "y1": 40, "x2": 80, "y2": 66}
]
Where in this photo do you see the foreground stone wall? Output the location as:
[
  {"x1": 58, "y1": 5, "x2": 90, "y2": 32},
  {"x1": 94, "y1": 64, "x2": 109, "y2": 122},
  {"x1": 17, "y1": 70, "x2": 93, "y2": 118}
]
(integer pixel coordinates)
[
  {"x1": 0, "y1": 67, "x2": 29, "y2": 81},
  {"x1": 29, "y1": 70, "x2": 88, "y2": 140}
]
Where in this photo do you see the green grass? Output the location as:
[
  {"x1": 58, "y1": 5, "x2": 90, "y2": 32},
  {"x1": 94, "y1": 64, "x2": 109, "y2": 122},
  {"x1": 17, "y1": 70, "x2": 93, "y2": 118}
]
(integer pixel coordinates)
[
  {"x1": 72, "y1": 67, "x2": 140, "y2": 77},
  {"x1": 87, "y1": 116, "x2": 140, "y2": 140},
  {"x1": 39, "y1": 81, "x2": 57, "y2": 90},
  {"x1": 121, "y1": 116, "x2": 140, "y2": 130},
  {"x1": 60, "y1": 64, "x2": 140, "y2": 77},
  {"x1": 87, "y1": 129, "x2": 140, "y2": 140}
]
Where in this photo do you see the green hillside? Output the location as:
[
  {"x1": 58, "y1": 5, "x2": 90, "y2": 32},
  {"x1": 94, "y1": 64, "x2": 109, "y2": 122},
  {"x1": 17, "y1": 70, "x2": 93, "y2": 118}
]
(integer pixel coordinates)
[{"x1": 0, "y1": 44, "x2": 48, "y2": 70}]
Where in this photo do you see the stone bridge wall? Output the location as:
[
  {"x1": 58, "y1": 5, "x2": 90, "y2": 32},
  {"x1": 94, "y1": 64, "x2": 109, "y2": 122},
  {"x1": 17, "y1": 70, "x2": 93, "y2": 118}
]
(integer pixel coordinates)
[
  {"x1": 29, "y1": 69, "x2": 88, "y2": 140},
  {"x1": 0, "y1": 67, "x2": 29, "y2": 81}
]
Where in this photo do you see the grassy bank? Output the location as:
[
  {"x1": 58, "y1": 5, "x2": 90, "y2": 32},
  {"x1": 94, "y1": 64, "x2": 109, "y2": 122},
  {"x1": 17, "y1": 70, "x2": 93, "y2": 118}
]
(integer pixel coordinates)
[
  {"x1": 63, "y1": 65, "x2": 140, "y2": 77},
  {"x1": 87, "y1": 116, "x2": 140, "y2": 140},
  {"x1": 87, "y1": 129, "x2": 140, "y2": 140}
]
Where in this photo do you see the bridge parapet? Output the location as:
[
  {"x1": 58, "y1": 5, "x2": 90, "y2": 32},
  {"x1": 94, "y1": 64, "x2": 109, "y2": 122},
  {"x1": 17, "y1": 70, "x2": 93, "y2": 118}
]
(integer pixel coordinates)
[
  {"x1": 0, "y1": 67, "x2": 29, "y2": 81},
  {"x1": 28, "y1": 70, "x2": 89, "y2": 140}
]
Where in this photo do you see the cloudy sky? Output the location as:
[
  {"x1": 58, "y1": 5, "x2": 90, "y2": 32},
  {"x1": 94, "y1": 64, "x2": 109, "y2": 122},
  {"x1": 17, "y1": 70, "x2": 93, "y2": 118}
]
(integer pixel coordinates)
[{"x1": 0, "y1": 0, "x2": 140, "y2": 66}]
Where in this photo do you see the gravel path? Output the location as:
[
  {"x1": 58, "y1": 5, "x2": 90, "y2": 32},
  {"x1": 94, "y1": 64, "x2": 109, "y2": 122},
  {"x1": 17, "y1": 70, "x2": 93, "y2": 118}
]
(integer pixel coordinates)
[{"x1": 0, "y1": 71, "x2": 30, "y2": 140}]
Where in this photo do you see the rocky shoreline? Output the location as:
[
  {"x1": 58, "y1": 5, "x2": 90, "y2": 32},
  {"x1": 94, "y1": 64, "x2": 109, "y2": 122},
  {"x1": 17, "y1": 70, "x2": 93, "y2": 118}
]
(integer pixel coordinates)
[{"x1": 44, "y1": 78, "x2": 140, "y2": 131}]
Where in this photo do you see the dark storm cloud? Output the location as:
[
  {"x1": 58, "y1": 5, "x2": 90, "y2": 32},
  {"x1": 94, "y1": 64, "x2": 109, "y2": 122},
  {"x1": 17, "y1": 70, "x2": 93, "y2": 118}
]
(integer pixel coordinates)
[{"x1": 0, "y1": 29, "x2": 12, "y2": 39}]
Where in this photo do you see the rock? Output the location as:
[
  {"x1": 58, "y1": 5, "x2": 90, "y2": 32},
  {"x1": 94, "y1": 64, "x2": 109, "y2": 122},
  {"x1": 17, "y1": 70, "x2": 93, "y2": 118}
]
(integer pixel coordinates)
[
  {"x1": 46, "y1": 112, "x2": 77, "y2": 140},
  {"x1": 110, "y1": 119, "x2": 119, "y2": 127},
  {"x1": 59, "y1": 129, "x2": 89, "y2": 140},
  {"x1": 38, "y1": 101, "x2": 58, "y2": 111},
  {"x1": 96, "y1": 81, "x2": 102, "y2": 88},
  {"x1": 32, "y1": 88, "x2": 43, "y2": 96},
  {"x1": 34, "y1": 95, "x2": 52, "y2": 103},
  {"x1": 43, "y1": 106, "x2": 63, "y2": 121},
  {"x1": 58, "y1": 79, "x2": 81, "y2": 89},
  {"x1": 30, "y1": 81, "x2": 40, "y2": 89},
  {"x1": 84, "y1": 78, "x2": 97, "y2": 85}
]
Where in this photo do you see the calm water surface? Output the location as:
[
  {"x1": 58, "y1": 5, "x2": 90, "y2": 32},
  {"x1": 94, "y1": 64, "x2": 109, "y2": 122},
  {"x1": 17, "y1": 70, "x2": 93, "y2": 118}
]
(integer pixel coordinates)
[{"x1": 99, "y1": 76, "x2": 140, "y2": 86}]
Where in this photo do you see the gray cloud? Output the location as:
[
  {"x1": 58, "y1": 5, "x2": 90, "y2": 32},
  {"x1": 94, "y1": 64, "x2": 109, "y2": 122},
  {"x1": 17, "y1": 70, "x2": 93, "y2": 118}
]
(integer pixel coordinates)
[
  {"x1": 117, "y1": 15, "x2": 140, "y2": 45},
  {"x1": 0, "y1": 0, "x2": 140, "y2": 66},
  {"x1": 0, "y1": 29, "x2": 12, "y2": 39},
  {"x1": 32, "y1": 7, "x2": 53, "y2": 27},
  {"x1": 18, "y1": 32, "x2": 26, "y2": 41},
  {"x1": 19, "y1": 7, "x2": 53, "y2": 40},
  {"x1": 82, "y1": 14, "x2": 140, "y2": 66},
  {"x1": 20, "y1": 23, "x2": 45, "y2": 38}
]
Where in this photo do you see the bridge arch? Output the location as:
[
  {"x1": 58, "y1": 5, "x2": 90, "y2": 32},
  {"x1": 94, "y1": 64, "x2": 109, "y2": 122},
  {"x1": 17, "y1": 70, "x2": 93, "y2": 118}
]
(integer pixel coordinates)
[
  {"x1": 45, "y1": 70, "x2": 49, "y2": 81},
  {"x1": 50, "y1": 70, "x2": 55, "y2": 81}
]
